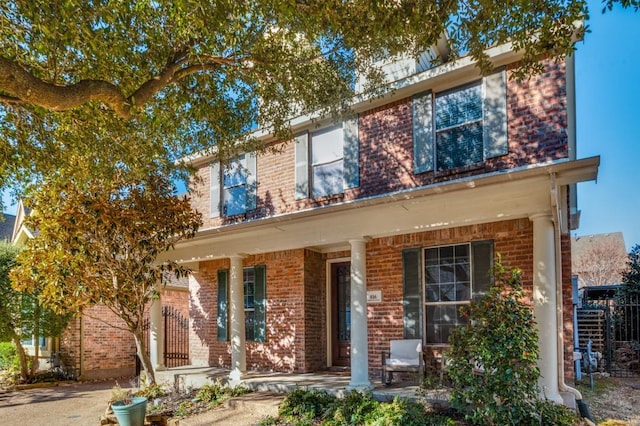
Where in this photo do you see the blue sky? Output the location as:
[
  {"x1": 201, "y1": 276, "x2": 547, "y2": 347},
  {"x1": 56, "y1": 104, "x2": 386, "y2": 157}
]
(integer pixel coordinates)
[
  {"x1": 2, "y1": 2, "x2": 638, "y2": 250},
  {"x1": 575, "y1": 1, "x2": 640, "y2": 250}
]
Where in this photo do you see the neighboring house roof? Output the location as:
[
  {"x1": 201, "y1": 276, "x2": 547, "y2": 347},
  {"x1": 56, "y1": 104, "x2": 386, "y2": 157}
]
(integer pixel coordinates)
[
  {"x1": 0, "y1": 213, "x2": 16, "y2": 241},
  {"x1": 572, "y1": 232, "x2": 626, "y2": 258},
  {"x1": 11, "y1": 200, "x2": 35, "y2": 245}
]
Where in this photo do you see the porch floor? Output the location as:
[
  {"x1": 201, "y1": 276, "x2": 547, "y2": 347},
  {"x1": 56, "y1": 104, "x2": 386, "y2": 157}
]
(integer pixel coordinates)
[{"x1": 155, "y1": 366, "x2": 444, "y2": 403}]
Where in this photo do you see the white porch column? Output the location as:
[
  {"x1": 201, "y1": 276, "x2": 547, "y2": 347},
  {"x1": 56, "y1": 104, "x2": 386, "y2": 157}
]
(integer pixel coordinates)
[
  {"x1": 347, "y1": 239, "x2": 373, "y2": 390},
  {"x1": 530, "y1": 213, "x2": 562, "y2": 403},
  {"x1": 229, "y1": 255, "x2": 246, "y2": 381},
  {"x1": 149, "y1": 297, "x2": 165, "y2": 371}
]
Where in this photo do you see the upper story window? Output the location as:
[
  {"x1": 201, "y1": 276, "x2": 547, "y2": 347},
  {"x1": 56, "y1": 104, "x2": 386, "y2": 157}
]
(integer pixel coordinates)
[
  {"x1": 294, "y1": 117, "x2": 360, "y2": 200},
  {"x1": 210, "y1": 153, "x2": 257, "y2": 218},
  {"x1": 413, "y1": 69, "x2": 507, "y2": 174},
  {"x1": 311, "y1": 125, "x2": 344, "y2": 198}
]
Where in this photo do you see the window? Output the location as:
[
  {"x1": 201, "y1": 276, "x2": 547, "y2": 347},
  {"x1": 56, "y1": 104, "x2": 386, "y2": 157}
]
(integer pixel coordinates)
[
  {"x1": 435, "y1": 83, "x2": 484, "y2": 170},
  {"x1": 401, "y1": 241, "x2": 493, "y2": 343},
  {"x1": 210, "y1": 153, "x2": 257, "y2": 218},
  {"x1": 223, "y1": 155, "x2": 248, "y2": 216},
  {"x1": 243, "y1": 268, "x2": 256, "y2": 341},
  {"x1": 424, "y1": 242, "x2": 493, "y2": 344},
  {"x1": 294, "y1": 117, "x2": 359, "y2": 200},
  {"x1": 217, "y1": 265, "x2": 266, "y2": 342},
  {"x1": 413, "y1": 70, "x2": 507, "y2": 174},
  {"x1": 311, "y1": 125, "x2": 344, "y2": 198}
]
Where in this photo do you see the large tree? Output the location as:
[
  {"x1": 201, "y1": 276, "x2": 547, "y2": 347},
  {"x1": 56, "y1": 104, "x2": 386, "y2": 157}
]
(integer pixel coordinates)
[
  {"x1": 10, "y1": 172, "x2": 202, "y2": 384},
  {"x1": 0, "y1": 0, "x2": 602, "y2": 205},
  {"x1": 572, "y1": 234, "x2": 628, "y2": 287}
]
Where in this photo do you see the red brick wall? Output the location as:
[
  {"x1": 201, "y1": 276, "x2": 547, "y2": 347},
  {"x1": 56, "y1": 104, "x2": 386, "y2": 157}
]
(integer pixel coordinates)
[
  {"x1": 191, "y1": 59, "x2": 568, "y2": 229},
  {"x1": 190, "y1": 219, "x2": 577, "y2": 378},
  {"x1": 365, "y1": 219, "x2": 536, "y2": 377},
  {"x1": 60, "y1": 288, "x2": 190, "y2": 380}
]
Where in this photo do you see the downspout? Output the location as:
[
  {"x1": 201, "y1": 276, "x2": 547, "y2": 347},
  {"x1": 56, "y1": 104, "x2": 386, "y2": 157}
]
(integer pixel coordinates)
[{"x1": 551, "y1": 194, "x2": 582, "y2": 402}]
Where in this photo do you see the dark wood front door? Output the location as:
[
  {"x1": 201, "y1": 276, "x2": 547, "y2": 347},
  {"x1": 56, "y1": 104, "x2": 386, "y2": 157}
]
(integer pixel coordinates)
[{"x1": 331, "y1": 262, "x2": 351, "y2": 367}]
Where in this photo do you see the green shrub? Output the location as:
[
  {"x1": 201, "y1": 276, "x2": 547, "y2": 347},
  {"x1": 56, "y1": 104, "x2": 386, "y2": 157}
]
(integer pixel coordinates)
[
  {"x1": 365, "y1": 397, "x2": 430, "y2": 426},
  {"x1": 136, "y1": 383, "x2": 167, "y2": 399},
  {"x1": 278, "y1": 387, "x2": 337, "y2": 423},
  {"x1": 196, "y1": 379, "x2": 250, "y2": 405},
  {"x1": 0, "y1": 342, "x2": 17, "y2": 371},
  {"x1": 447, "y1": 258, "x2": 541, "y2": 425},
  {"x1": 329, "y1": 391, "x2": 377, "y2": 425},
  {"x1": 534, "y1": 400, "x2": 580, "y2": 425}
]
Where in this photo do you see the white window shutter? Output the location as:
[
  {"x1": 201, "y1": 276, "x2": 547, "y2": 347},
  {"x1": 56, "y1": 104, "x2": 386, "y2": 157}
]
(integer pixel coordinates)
[
  {"x1": 294, "y1": 132, "x2": 309, "y2": 200},
  {"x1": 483, "y1": 69, "x2": 508, "y2": 158},
  {"x1": 343, "y1": 116, "x2": 360, "y2": 189},
  {"x1": 210, "y1": 162, "x2": 221, "y2": 218},
  {"x1": 245, "y1": 152, "x2": 257, "y2": 210},
  {"x1": 413, "y1": 91, "x2": 434, "y2": 173}
]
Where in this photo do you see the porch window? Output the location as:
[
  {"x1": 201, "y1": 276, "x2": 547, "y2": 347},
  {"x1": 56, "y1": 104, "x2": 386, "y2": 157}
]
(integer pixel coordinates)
[
  {"x1": 216, "y1": 265, "x2": 266, "y2": 342},
  {"x1": 424, "y1": 242, "x2": 493, "y2": 344},
  {"x1": 401, "y1": 240, "x2": 493, "y2": 343}
]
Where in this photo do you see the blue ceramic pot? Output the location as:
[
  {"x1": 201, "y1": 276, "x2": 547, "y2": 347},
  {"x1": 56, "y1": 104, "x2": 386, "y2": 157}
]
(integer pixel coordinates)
[{"x1": 111, "y1": 396, "x2": 147, "y2": 426}]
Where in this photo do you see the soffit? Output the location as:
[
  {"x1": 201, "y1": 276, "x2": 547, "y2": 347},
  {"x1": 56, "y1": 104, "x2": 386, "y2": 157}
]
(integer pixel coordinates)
[{"x1": 158, "y1": 157, "x2": 598, "y2": 263}]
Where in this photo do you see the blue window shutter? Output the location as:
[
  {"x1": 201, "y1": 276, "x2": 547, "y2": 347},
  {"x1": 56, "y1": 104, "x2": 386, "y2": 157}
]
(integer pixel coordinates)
[
  {"x1": 402, "y1": 249, "x2": 422, "y2": 339},
  {"x1": 210, "y1": 162, "x2": 221, "y2": 218},
  {"x1": 253, "y1": 265, "x2": 267, "y2": 342},
  {"x1": 343, "y1": 116, "x2": 359, "y2": 189},
  {"x1": 483, "y1": 69, "x2": 508, "y2": 158},
  {"x1": 217, "y1": 269, "x2": 229, "y2": 341},
  {"x1": 413, "y1": 91, "x2": 434, "y2": 173},
  {"x1": 294, "y1": 132, "x2": 309, "y2": 199},
  {"x1": 245, "y1": 152, "x2": 257, "y2": 210}
]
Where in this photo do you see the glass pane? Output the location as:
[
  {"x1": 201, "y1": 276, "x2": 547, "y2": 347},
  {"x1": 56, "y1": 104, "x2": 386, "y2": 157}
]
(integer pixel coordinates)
[
  {"x1": 245, "y1": 310, "x2": 255, "y2": 341},
  {"x1": 337, "y1": 265, "x2": 351, "y2": 342},
  {"x1": 223, "y1": 156, "x2": 247, "y2": 187},
  {"x1": 425, "y1": 265, "x2": 439, "y2": 284},
  {"x1": 224, "y1": 186, "x2": 246, "y2": 216},
  {"x1": 424, "y1": 248, "x2": 439, "y2": 266},
  {"x1": 426, "y1": 304, "x2": 467, "y2": 344},
  {"x1": 436, "y1": 121, "x2": 483, "y2": 170},
  {"x1": 312, "y1": 159, "x2": 343, "y2": 197},
  {"x1": 435, "y1": 83, "x2": 482, "y2": 130},
  {"x1": 425, "y1": 283, "x2": 439, "y2": 303},
  {"x1": 440, "y1": 246, "x2": 454, "y2": 265},
  {"x1": 311, "y1": 125, "x2": 344, "y2": 164}
]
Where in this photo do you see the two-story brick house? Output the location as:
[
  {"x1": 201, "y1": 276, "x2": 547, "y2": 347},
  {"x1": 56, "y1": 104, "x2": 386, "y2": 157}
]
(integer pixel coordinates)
[{"x1": 160, "y1": 43, "x2": 599, "y2": 403}]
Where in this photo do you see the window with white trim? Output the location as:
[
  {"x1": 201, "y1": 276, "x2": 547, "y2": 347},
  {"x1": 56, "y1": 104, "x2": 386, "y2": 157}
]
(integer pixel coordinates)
[
  {"x1": 311, "y1": 125, "x2": 344, "y2": 198},
  {"x1": 413, "y1": 70, "x2": 507, "y2": 174},
  {"x1": 422, "y1": 241, "x2": 493, "y2": 344},
  {"x1": 294, "y1": 117, "x2": 359, "y2": 200},
  {"x1": 210, "y1": 153, "x2": 257, "y2": 218},
  {"x1": 243, "y1": 268, "x2": 256, "y2": 341}
]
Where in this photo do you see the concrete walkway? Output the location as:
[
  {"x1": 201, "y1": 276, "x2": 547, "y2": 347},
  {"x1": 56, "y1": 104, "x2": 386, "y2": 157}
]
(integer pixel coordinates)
[{"x1": 0, "y1": 379, "x2": 135, "y2": 426}]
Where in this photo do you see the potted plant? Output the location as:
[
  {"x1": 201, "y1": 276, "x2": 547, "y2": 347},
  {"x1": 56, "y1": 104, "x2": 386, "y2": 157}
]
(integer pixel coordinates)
[{"x1": 110, "y1": 382, "x2": 147, "y2": 426}]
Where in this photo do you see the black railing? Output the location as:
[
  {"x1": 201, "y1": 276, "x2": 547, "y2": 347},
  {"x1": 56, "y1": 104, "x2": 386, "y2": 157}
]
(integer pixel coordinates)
[{"x1": 142, "y1": 306, "x2": 190, "y2": 368}]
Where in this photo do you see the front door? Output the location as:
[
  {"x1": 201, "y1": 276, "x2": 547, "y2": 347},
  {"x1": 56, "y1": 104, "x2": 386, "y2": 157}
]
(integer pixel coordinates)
[{"x1": 331, "y1": 262, "x2": 351, "y2": 367}]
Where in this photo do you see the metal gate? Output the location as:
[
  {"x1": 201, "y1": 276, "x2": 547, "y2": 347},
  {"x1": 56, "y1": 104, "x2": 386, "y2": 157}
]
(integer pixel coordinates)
[
  {"x1": 578, "y1": 289, "x2": 640, "y2": 378},
  {"x1": 142, "y1": 306, "x2": 190, "y2": 368}
]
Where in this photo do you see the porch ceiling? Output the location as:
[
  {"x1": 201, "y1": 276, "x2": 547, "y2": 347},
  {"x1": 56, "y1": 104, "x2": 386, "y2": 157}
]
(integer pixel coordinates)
[{"x1": 159, "y1": 157, "x2": 598, "y2": 264}]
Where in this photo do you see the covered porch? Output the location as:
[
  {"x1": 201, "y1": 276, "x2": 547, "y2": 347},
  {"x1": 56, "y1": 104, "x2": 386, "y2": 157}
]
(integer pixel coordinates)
[{"x1": 155, "y1": 365, "x2": 435, "y2": 402}]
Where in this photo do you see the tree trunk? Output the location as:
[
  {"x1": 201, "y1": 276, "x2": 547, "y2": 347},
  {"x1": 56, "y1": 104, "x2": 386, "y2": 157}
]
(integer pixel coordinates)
[
  {"x1": 31, "y1": 303, "x2": 41, "y2": 375},
  {"x1": 11, "y1": 333, "x2": 29, "y2": 382},
  {"x1": 132, "y1": 327, "x2": 155, "y2": 385}
]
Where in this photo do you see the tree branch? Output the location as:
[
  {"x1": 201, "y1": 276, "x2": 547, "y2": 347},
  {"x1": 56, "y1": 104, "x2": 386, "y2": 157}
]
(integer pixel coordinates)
[{"x1": 0, "y1": 57, "x2": 133, "y2": 118}]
